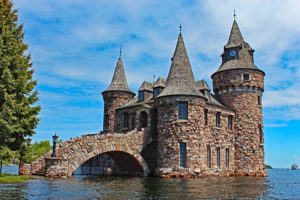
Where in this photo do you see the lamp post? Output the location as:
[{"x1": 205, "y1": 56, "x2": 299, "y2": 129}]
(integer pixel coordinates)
[
  {"x1": 26, "y1": 137, "x2": 32, "y2": 146},
  {"x1": 51, "y1": 133, "x2": 59, "y2": 157}
]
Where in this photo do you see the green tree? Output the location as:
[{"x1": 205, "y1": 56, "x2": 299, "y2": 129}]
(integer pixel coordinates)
[
  {"x1": 0, "y1": 0, "x2": 41, "y2": 168},
  {"x1": 31, "y1": 140, "x2": 51, "y2": 159},
  {"x1": 0, "y1": 146, "x2": 15, "y2": 173}
]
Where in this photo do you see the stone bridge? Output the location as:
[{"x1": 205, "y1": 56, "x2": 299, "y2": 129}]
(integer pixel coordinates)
[{"x1": 20, "y1": 128, "x2": 155, "y2": 178}]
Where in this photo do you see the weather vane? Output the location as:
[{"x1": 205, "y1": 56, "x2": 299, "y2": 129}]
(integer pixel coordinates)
[
  {"x1": 120, "y1": 45, "x2": 122, "y2": 57},
  {"x1": 179, "y1": 24, "x2": 182, "y2": 33},
  {"x1": 234, "y1": 9, "x2": 236, "y2": 20},
  {"x1": 153, "y1": 74, "x2": 156, "y2": 84}
]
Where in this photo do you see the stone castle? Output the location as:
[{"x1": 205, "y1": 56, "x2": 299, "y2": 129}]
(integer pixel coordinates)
[
  {"x1": 19, "y1": 18, "x2": 266, "y2": 178},
  {"x1": 101, "y1": 19, "x2": 266, "y2": 177}
]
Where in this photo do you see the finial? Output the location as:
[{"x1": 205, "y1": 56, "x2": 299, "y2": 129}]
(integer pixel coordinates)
[
  {"x1": 234, "y1": 9, "x2": 236, "y2": 20},
  {"x1": 153, "y1": 74, "x2": 156, "y2": 84},
  {"x1": 179, "y1": 24, "x2": 182, "y2": 34},
  {"x1": 119, "y1": 45, "x2": 122, "y2": 58}
]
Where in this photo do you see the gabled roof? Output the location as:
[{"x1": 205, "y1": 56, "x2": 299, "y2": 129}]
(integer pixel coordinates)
[
  {"x1": 196, "y1": 79, "x2": 210, "y2": 91},
  {"x1": 102, "y1": 57, "x2": 135, "y2": 95},
  {"x1": 157, "y1": 33, "x2": 204, "y2": 98},
  {"x1": 153, "y1": 77, "x2": 167, "y2": 88},
  {"x1": 225, "y1": 20, "x2": 245, "y2": 49},
  {"x1": 138, "y1": 81, "x2": 153, "y2": 92}
]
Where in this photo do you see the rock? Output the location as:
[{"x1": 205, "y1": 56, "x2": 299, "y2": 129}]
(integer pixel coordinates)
[{"x1": 291, "y1": 164, "x2": 298, "y2": 170}]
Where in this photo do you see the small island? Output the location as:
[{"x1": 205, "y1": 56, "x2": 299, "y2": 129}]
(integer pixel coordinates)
[
  {"x1": 291, "y1": 164, "x2": 298, "y2": 170},
  {"x1": 264, "y1": 164, "x2": 273, "y2": 169}
]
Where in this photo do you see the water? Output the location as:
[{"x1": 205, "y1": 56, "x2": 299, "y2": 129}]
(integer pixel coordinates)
[{"x1": 1, "y1": 166, "x2": 300, "y2": 199}]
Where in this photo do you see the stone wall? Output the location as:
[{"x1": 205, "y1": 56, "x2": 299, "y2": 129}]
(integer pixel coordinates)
[
  {"x1": 212, "y1": 69, "x2": 266, "y2": 176},
  {"x1": 102, "y1": 91, "x2": 135, "y2": 133},
  {"x1": 155, "y1": 95, "x2": 236, "y2": 178}
]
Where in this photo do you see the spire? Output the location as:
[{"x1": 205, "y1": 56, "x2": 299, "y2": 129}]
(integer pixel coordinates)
[
  {"x1": 157, "y1": 33, "x2": 204, "y2": 98},
  {"x1": 102, "y1": 57, "x2": 135, "y2": 95},
  {"x1": 225, "y1": 19, "x2": 244, "y2": 48}
]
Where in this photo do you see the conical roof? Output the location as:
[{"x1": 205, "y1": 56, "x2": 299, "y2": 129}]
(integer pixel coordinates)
[
  {"x1": 225, "y1": 20, "x2": 244, "y2": 48},
  {"x1": 212, "y1": 20, "x2": 265, "y2": 76},
  {"x1": 102, "y1": 57, "x2": 135, "y2": 95},
  {"x1": 157, "y1": 33, "x2": 204, "y2": 98}
]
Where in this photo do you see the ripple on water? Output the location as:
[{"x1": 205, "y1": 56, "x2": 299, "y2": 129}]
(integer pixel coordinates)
[{"x1": 0, "y1": 168, "x2": 300, "y2": 199}]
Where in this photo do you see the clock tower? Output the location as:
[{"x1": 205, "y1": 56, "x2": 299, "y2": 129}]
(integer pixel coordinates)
[{"x1": 211, "y1": 19, "x2": 266, "y2": 176}]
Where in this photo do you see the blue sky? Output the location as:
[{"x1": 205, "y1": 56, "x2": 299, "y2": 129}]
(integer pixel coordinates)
[{"x1": 12, "y1": 0, "x2": 300, "y2": 168}]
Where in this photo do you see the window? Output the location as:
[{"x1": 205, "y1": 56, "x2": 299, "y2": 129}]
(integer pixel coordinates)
[
  {"x1": 104, "y1": 114, "x2": 109, "y2": 129},
  {"x1": 124, "y1": 113, "x2": 129, "y2": 128},
  {"x1": 207, "y1": 146, "x2": 211, "y2": 168},
  {"x1": 139, "y1": 91, "x2": 144, "y2": 101},
  {"x1": 205, "y1": 109, "x2": 208, "y2": 126},
  {"x1": 258, "y1": 95, "x2": 261, "y2": 106},
  {"x1": 244, "y1": 74, "x2": 250, "y2": 81},
  {"x1": 216, "y1": 112, "x2": 221, "y2": 128},
  {"x1": 226, "y1": 148, "x2": 229, "y2": 168},
  {"x1": 131, "y1": 116, "x2": 135, "y2": 130},
  {"x1": 180, "y1": 142, "x2": 187, "y2": 168},
  {"x1": 228, "y1": 115, "x2": 233, "y2": 130},
  {"x1": 217, "y1": 147, "x2": 220, "y2": 168},
  {"x1": 140, "y1": 111, "x2": 147, "y2": 128},
  {"x1": 153, "y1": 87, "x2": 160, "y2": 98},
  {"x1": 259, "y1": 125, "x2": 263, "y2": 144},
  {"x1": 178, "y1": 102, "x2": 188, "y2": 120}
]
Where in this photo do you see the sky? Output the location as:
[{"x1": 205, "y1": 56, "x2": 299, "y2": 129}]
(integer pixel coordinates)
[{"x1": 12, "y1": 0, "x2": 300, "y2": 168}]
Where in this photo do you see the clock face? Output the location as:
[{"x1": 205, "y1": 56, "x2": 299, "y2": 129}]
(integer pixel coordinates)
[{"x1": 229, "y1": 50, "x2": 236, "y2": 57}]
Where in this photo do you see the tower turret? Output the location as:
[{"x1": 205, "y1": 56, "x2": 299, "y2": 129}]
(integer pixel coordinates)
[
  {"x1": 155, "y1": 29, "x2": 207, "y2": 176},
  {"x1": 211, "y1": 19, "x2": 266, "y2": 176},
  {"x1": 102, "y1": 55, "x2": 135, "y2": 133}
]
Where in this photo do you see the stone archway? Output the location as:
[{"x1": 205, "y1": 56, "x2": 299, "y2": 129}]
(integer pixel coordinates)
[{"x1": 70, "y1": 150, "x2": 146, "y2": 176}]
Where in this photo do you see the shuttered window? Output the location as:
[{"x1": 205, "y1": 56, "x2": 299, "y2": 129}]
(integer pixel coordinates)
[
  {"x1": 178, "y1": 102, "x2": 188, "y2": 120},
  {"x1": 207, "y1": 146, "x2": 211, "y2": 168},
  {"x1": 139, "y1": 91, "x2": 144, "y2": 101},
  {"x1": 153, "y1": 88, "x2": 160, "y2": 98},
  {"x1": 217, "y1": 147, "x2": 220, "y2": 168},
  {"x1": 180, "y1": 142, "x2": 187, "y2": 168},
  {"x1": 226, "y1": 148, "x2": 229, "y2": 168}
]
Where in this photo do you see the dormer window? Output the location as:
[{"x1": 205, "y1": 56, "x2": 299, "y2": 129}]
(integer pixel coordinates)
[
  {"x1": 243, "y1": 74, "x2": 250, "y2": 81},
  {"x1": 153, "y1": 87, "x2": 160, "y2": 98},
  {"x1": 138, "y1": 91, "x2": 144, "y2": 101}
]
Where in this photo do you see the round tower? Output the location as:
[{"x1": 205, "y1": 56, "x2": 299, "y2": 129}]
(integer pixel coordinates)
[
  {"x1": 102, "y1": 56, "x2": 135, "y2": 133},
  {"x1": 211, "y1": 19, "x2": 266, "y2": 176},
  {"x1": 155, "y1": 31, "x2": 207, "y2": 177}
]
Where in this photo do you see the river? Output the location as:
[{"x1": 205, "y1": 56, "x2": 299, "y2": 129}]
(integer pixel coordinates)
[{"x1": 0, "y1": 166, "x2": 300, "y2": 199}]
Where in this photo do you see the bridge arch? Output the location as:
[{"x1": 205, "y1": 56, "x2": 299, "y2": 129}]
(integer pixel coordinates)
[{"x1": 56, "y1": 134, "x2": 150, "y2": 177}]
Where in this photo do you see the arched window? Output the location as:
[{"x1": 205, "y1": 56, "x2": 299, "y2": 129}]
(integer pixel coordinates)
[{"x1": 140, "y1": 111, "x2": 147, "y2": 128}]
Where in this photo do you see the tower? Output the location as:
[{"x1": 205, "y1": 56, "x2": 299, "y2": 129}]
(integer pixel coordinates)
[
  {"x1": 211, "y1": 19, "x2": 266, "y2": 176},
  {"x1": 155, "y1": 30, "x2": 207, "y2": 176},
  {"x1": 102, "y1": 55, "x2": 135, "y2": 133}
]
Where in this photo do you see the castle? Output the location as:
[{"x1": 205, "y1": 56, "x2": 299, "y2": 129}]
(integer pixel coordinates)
[{"x1": 101, "y1": 19, "x2": 266, "y2": 177}]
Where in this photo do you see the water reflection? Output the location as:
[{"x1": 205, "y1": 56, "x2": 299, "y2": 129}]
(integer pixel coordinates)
[{"x1": 1, "y1": 168, "x2": 300, "y2": 199}]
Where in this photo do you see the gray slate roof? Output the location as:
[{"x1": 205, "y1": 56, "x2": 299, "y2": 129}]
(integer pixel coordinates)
[
  {"x1": 213, "y1": 20, "x2": 264, "y2": 76},
  {"x1": 153, "y1": 77, "x2": 167, "y2": 88},
  {"x1": 102, "y1": 58, "x2": 135, "y2": 95},
  {"x1": 157, "y1": 34, "x2": 204, "y2": 98},
  {"x1": 196, "y1": 79, "x2": 210, "y2": 91},
  {"x1": 138, "y1": 81, "x2": 153, "y2": 92},
  {"x1": 225, "y1": 20, "x2": 245, "y2": 49}
]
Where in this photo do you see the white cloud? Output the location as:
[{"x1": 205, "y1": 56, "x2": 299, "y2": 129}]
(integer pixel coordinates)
[{"x1": 11, "y1": 0, "x2": 300, "y2": 141}]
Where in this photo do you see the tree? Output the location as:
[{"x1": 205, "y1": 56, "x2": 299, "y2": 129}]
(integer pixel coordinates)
[
  {"x1": 0, "y1": 146, "x2": 15, "y2": 173},
  {"x1": 0, "y1": 0, "x2": 41, "y2": 168}
]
